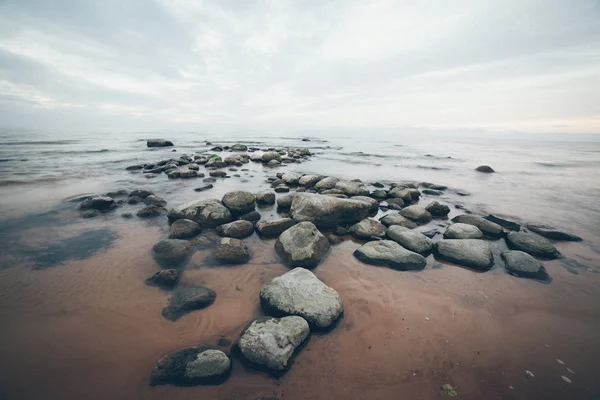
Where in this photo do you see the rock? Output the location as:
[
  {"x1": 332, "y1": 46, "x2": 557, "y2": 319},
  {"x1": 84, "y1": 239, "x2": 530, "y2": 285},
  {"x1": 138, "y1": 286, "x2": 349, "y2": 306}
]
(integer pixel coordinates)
[
  {"x1": 222, "y1": 191, "x2": 256, "y2": 216},
  {"x1": 167, "y1": 219, "x2": 201, "y2": 239},
  {"x1": 335, "y1": 181, "x2": 369, "y2": 196},
  {"x1": 434, "y1": 239, "x2": 493, "y2": 270},
  {"x1": 143, "y1": 195, "x2": 167, "y2": 207},
  {"x1": 215, "y1": 220, "x2": 254, "y2": 238},
  {"x1": 256, "y1": 191, "x2": 276, "y2": 205},
  {"x1": 353, "y1": 240, "x2": 427, "y2": 271},
  {"x1": 180, "y1": 170, "x2": 198, "y2": 179},
  {"x1": 231, "y1": 143, "x2": 248, "y2": 151},
  {"x1": 239, "y1": 210, "x2": 261, "y2": 222},
  {"x1": 400, "y1": 205, "x2": 432, "y2": 224},
  {"x1": 290, "y1": 193, "x2": 371, "y2": 229},
  {"x1": 152, "y1": 239, "x2": 195, "y2": 266},
  {"x1": 237, "y1": 316, "x2": 310, "y2": 373},
  {"x1": 79, "y1": 196, "x2": 115, "y2": 211},
  {"x1": 147, "y1": 139, "x2": 174, "y2": 148},
  {"x1": 371, "y1": 189, "x2": 387, "y2": 199},
  {"x1": 501, "y1": 250, "x2": 551, "y2": 280},
  {"x1": 121, "y1": 212, "x2": 133, "y2": 218},
  {"x1": 261, "y1": 152, "x2": 280, "y2": 162},
  {"x1": 475, "y1": 165, "x2": 495, "y2": 173},
  {"x1": 425, "y1": 201, "x2": 450, "y2": 217},
  {"x1": 194, "y1": 184, "x2": 214, "y2": 192},
  {"x1": 422, "y1": 189, "x2": 441, "y2": 196},
  {"x1": 526, "y1": 223, "x2": 582, "y2": 242},
  {"x1": 282, "y1": 173, "x2": 300, "y2": 186},
  {"x1": 349, "y1": 218, "x2": 386, "y2": 240},
  {"x1": 379, "y1": 213, "x2": 417, "y2": 229},
  {"x1": 167, "y1": 170, "x2": 182, "y2": 179},
  {"x1": 385, "y1": 198, "x2": 406, "y2": 208},
  {"x1": 129, "y1": 189, "x2": 154, "y2": 199},
  {"x1": 275, "y1": 222, "x2": 330, "y2": 268},
  {"x1": 260, "y1": 268, "x2": 343, "y2": 330},
  {"x1": 162, "y1": 286, "x2": 216, "y2": 321},
  {"x1": 126, "y1": 164, "x2": 144, "y2": 171},
  {"x1": 209, "y1": 170, "x2": 227, "y2": 178},
  {"x1": 298, "y1": 175, "x2": 323, "y2": 187},
  {"x1": 371, "y1": 182, "x2": 385, "y2": 188},
  {"x1": 267, "y1": 159, "x2": 281, "y2": 166},
  {"x1": 314, "y1": 176, "x2": 340, "y2": 191},
  {"x1": 150, "y1": 348, "x2": 231, "y2": 386},
  {"x1": 128, "y1": 196, "x2": 142, "y2": 205},
  {"x1": 214, "y1": 238, "x2": 250, "y2": 264},
  {"x1": 451, "y1": 214, "x2": 503, "y2": 238},
  {"x1": 443, "y1": 223, "x2": 483, "y2": 239},
  {"x1": 386, "y1": 226, "x2": 433, "y2": 255},
  {"x1": 486, "y1": 215, "x2": 520, "y2": 231},
  {"x1": 388, "y1": 187, "x2": 413, "y2": 202},
  {"x1": 320, "y1": 189, "x2": 345, "y2": 195},
  {"x1": 145, "y1": 269, "x2": 180, "y2": 288},
  {"x1": 505, "y1": 232, "x2": 559, "y2": 259},
  {"x1": 430, "y1": 184, "x2": 447, "y2": 190},
  {"x1": 350, "y1": 196, "x2": 379, "y2": 214},
  {"x1": 81, "y1": 209, "x2": 100, "y2": 218},
  {"x1": 256, "y1": 218, "x2": 296, "y2": 237},
  {"x1": 274, "y1": 184, "x2": 290, "y2": 193},
  {"x1": 277, "y1": 194, "x2": 295, "y2": 210},
  {"x1": 168, "y1": 199, "x2": 232, "y2": 228},
  {"x1": 187, "y1": 164, "x2": 200, "y2": 171},
  {"x1": 137, "y1": 206, "x2": 167, "y2": 218}
]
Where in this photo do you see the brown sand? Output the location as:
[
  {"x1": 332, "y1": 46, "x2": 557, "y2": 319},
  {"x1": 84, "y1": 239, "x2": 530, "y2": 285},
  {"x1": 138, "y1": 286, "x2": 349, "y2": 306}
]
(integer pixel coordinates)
[{"x1": 0, "y1": 220, "x2": 599, "y2": 400}]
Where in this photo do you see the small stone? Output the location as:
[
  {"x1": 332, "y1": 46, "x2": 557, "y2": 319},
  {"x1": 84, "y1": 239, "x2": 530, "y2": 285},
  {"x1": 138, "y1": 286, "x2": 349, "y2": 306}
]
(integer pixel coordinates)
[
  {"x1": 162, "y1": 286, "x2": 216, "y2": 321},
  {"x1": 145, "y1": 269, "x2": 180, "y2": 288},
  {"x1": 194, "y1": 184, "x2": 214, "y2": 192},
  {"x1": 152, "y1": 239, "x2": 194, "y2": 266},
  {"x1": 169, "y1": 219, "x2": 201, "y2": 239},
  {"x1": 256, "y1": 218, "x2": 296, "y2": 237},
  {"x1": 214, "y1": 238, "x2": 250, "y2": 264},
  {"x1": 215, "y1": 220, "x2": 254, "y2": 239},
  {"x1": 561, "y1": 376, "x2": 572, "y2": 384},
  {"x1": 256, "y1": 190, "x2": 276, "y2": 205}
]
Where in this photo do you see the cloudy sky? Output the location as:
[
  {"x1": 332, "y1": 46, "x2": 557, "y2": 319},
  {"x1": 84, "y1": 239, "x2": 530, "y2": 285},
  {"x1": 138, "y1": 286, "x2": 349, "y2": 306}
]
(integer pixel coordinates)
[{"x1": 0, "y1": 0, "x2": 599, "y2": 133}]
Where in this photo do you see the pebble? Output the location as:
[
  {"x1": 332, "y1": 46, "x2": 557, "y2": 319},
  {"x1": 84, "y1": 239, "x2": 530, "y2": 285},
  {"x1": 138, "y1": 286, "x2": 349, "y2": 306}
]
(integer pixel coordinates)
[
  {"x1": 557, "y1": 359, "x2": 564, "y2": 364},
  {"x1": 525, "y1": 370, "x2": 534, "y2": 379},
  {"x1": 567, "y1": 368, "x2": 575, "y2": 374},
  {"x1": 561, "y1": 376, "x2": 572, "y2": 384}
]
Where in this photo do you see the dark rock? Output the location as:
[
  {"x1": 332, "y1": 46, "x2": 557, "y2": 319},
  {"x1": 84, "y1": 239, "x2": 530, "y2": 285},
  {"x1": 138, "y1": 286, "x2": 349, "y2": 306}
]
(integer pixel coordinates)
[
  {"x1": 256, "y1": 218, "x2": 296, "y2": 237},
  {"x1": 150, "y1": 347, "x2": 231, "y2": 386},
  {"x1": 162, "y1": 286, "x2": 216, "y2": 321},
  {"x1": 128, "y1": 196, "x2": 142, "y2": 205},
  {"x1": 353, "y1": 240, "x2": 426, "y2": 271},
  {"x1": 422, "y1": 189, "x2": 441, "y2": 196},
  {"x1": 451, "y1": 214, "x2": 503, "y2": 238},
  {"x1": 147, "y1": 139, "x2": 174, "y2": 148},
  {"x1": 79, "y1": 196, "x2": 115, "y2": 211},
  {"x1": 475, "y1": 165, "x2": 495, "y2": 173},
  {"x1": 486, "y1": 215, "x2": 521, "y2": 231},
  {"x1": 180, "y1": 170, "x2": 198, "y2": 179},
  {"x1": 209, "y1": 170, "x2": 227, "y2": 178},
  {"x1": 275, "y1": 184, "x2": 290, "y2": 193},
  {"x1": 194, "y1": 184, "x2": 214, "y2": 192},
  {"x1": 290, "y1": 193, "x2": 371, "y2": 229},
  {"x1": 144, "y1": 195, "x2": 167, "y2": 207},
  {"x1": 231, "y1": 144, "x2": 248, "y2": 151},
  {"x1": 505, "y1": 232, "x2": 559, "y2": 259},
  {"x1": 256, "y1": 190, "x2": 276, "y2": 205},
  {"x1": 426, "y1": 201, "x2": 450, "y2": 217},
  {"x1": 214, "y1": 238, "x2": 250, "y2": 264},
  {"x1": 371, "y1": 182, "x2": 384, "y2": 188},
  {"x1": 526, "y1": 223, "x2": 582, "y2": 241},
  {"x1": 275, "y1": 221, "x2": 330, "y2": 268},
  {"x1": 129, "y1": 189, "x2": 154, "y2": 199},
  {"x1": 169, "y1": 219, "x2": 201, "y2": 239},
  {"x1": 215, "y1": 220, "x2": 254, "y2": 238},
  {"x1": 501, "y1": 250, "x2": 551, "y2": 281},
  {"x1": 276, "y1": 194, "x2": 295, "y2": 209},
  {"x1": 136, "y1": 206, "x2": 167, "y2": 218},
  {"x1": 238, "y1": 210, "x2": 262, "y2": 222},
  {"x1": 121, "y1": 212, "x2": 133, "y2": 218},
  {"x1": 152, "y1": 239, "x2": 195, "y2": 266},
  {"x1": 145, "y1": 269, "x2": 180, "y2": 288},
  {"x1": 126, "y1": 165, "x2": 144, "y2": 170},
  {"x1": 203, "y1": 177, "x2": 217, "y2": 183},
  {"x1": 222, "y1": 191, "x2": 256, "y2": 216}
]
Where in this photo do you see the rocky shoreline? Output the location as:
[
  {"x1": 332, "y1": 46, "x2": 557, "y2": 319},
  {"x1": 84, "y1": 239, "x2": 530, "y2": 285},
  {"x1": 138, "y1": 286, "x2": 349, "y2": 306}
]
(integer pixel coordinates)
[{"x1": 71, "y1": 139, "x2": 583, "y2": 387}]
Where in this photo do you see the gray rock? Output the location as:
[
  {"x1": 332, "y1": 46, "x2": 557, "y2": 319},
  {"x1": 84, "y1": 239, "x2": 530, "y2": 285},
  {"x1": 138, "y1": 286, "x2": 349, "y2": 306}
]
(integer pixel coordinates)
[
  {"x1": 152, "y1": 239, "x2": 195, "y2": 266},
  {"x1": 81, "y1": 209, "x2": 100, "y2": 218},
  {"x1": 169, "y1": 219, "x2": 201, "y2": 239},
  {"x1": 260, "y1": 268, "x2": 343, "y2": 330},
  {"x1": 262, "y1": 152, "x2": 280, "y2": 162},
  {"x1": 526, "y1": 223, "x2": 582, "y2": 242},
  {"x1": 126, "y1": 164, "x2": 143, "y2": 170},
  {"x1": 256, "y1": 190, "x2": 276, "y2": 205},
  {"x1": 501, "y1": 250, "x2": 551, "y2": 280},
  {"x1": 320, "y1": 189, "x2": 345, "y2": 195},
  {"x1": 256, "y1": 218, "x2": 296, "y2": 237},
  {"x1": 79, "y1": 196, "x2": 115, "y2": 211},
  {"x1": 505, "y1": 232, "x2": 559, "y2": 259},
  {"x1": 486, "y1": 215, "x2": 521, "y2": 231},
  {"x1": 214, "y1": 238, "x2": 250, "y2": 264},
  {"x1": 335, "y1": 181, "x2": 369, "y2": 196},
  {"x1": 137, "y1": 205, "x2": 167, "y2": 218},
  {"x1": 443, "y1": 223, "x2": 483, "y2": 239},
  {"x1": 275, "y1": 184, "x2": 290, "y2": 193},
  {"x1": 209, "y1": 170, "x2": 227, "y2": 178},
  {"x1": 426, "y1": 201, "x2": 450, "y2": 217},
  {"x1": 475, "y1": 165, "x2": 495, "y2": 173},
  {"x1": 400, "y1": 205, "x2": 432, "y2": 224},
  {"x1": 276, "y1": 194, "x2": 295, "y2": 209},
  {"x1": 386, "y1": 226, "x2": 433, "y2": 255},
  {"x1": 371, "y1": 189, "x2": 388, "y2": 199},
  {"x1": 298, "y1": 174, "x2": 323, "y2": 187},
  {"x1": 143, "y1": 195, "x2": 167, "y2": 207},
  {"x1": 145, "y1": 269, "x2": 180, "y2": 288},
  {"x1": 187, "y1": 164, "x2": 200, "y2": 171},
  {"x1": 239, "y1": 210, "x2": 261, "y2": 222},
  {"x1": 168, "y1": 199, "x2": 232, "y2": 228},
  {"x1": 350, "y1": 196, "x2": 379, "y2": 213},
  {"x1": 215, "y1": 220, "x2": 254, "y2": 239},
  {"x1": 379, "y1": 213, "x2": 417, "y2": 229},
  {"x1": 422, "y1": 189, "x2": 441, "y2": 196},
  {"x1": 147, "y1": 139, "x2": 174, "y2": 147},
  {"x1": 150, "y1": 347, "x2": 231, "y2": 386},
  {"x1": 451, "y1": 214, "x2": 503, "y2": 238},
  {"x1": 237, "y1": 316, "x2": 310, "y2": 373},
  {"x1": 388, "y1": 187, "x2": 413, "y2": 202},
  {"x1": 353, "y1": 240, "x2": 427, "y2": 270},
  {"x1": 314, "y1": 176, "x2": 340, "y2": 191},
  {"x1": 180, "y1": 170, "x2": 198, "y2": 179},
  {"x1": 194, "y1": 184, "x2": 214, "y2": 192},
  {"x1": 282, "y1": 173, "x2": 300, "y2": 186},
  {"x1": 290, "y1": 193, "x2": 371, "y2": 229},
  {"x1": 267, "y1": 159, "x2": 281, "y2": 166},
  {"x1": 162, "y1": 286, "x2": 216, "y2": 321},
  {"x1": 231, "y1": 143, "x2": 248, "y2": 151},
  {"x1": 349, "y1": 218, "x2": 386, "y2": 240},
  {"x1": 434, "y1": 239, "x2": 493, "y2": 270},
  {"x1": 275, "y1": 221, "x2": 330, "y2": 268}
]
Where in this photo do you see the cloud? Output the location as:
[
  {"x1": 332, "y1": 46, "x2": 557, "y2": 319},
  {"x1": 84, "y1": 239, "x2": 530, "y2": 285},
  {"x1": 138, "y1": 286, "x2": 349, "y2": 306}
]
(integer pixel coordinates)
[{"x1": 0, "y1": 0, "x2": 599, "y2": 133}]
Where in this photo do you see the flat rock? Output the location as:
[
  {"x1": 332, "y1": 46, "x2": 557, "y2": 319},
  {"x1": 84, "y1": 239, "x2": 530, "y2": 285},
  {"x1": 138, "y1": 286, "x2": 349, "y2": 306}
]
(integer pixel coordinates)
[
  {"x1": 487, "y1": 215, "x2": 521, "y2": 231},
  {"x1": 298, "y1": 175, "x2": 323, "y2": 187},
  {"x1": 260, "y1": 268, "x2": 343, "y2": 330},
  {"x1": 237, "y1": 316, "x2": 310, "y2": 373},
  {"x1": 194, "y1": 184, "x2": 214, "y2": 192},
  {"x1": 400, "y1": 205, "x2": 432, "y2": 224},
  {"x1": 215, "y1": 220, "x2": 254, "y2": 239},
  {"x1": 443, "y1": 223, "x2": 483, "y2": 239},
  {"x1": 152, "y1": 239, "x2": 195, "y2": 266},
  {"x1": 501, "y1": 250, "x2": 551, "y2": 280},
  {"x1": 435, "y1": 239, "x2": 493, "y2": 270},
  {"x1": 349, "y1": 218, "x2": 386, "y2": 240},
  {"x1": 239, "y1": 210, "x2": 261, "y2": 222},
  {"x1": 275, "y1": 221, "x2": 330, "y2": 268},
  {"x1": 353, "y1": 240, "x2": 426, "y2": 271},
  {"x1": 386, "y1": 226, "x2": 433, "y2": 255},
  {"x1": 150, "y1": 348, "x2": 231, "y2": 386},
  {"x1": 256, "y1": 218, "x2": 296, "y2": 237},
  {"x1": 451, "y1": 214, "x2": 503, "y2": 238},
  {"x1": 505, "y1": 232, "x2": 559, "y2": 259},
  {"x1": 162, "y1": 286, "x2": 216, "y2": 321},
  {"x1": 137, "y1": 206, "x2": 167, "y2": 218},
  {"x1": 214, "y1": 238, "x2": 250, "y2": 264},
  {"x1": 379, "y1": 213, "x2": 417, "y2": 229},
  {"x1": 290, "y1": 193, "x2": 371, "y2": 229},
  {"x1": 526, "y1": 223, "x2": 582, "y2": 242},
  {"x1": 169, "y1": 219, "x2": 201, "y2": 239}
]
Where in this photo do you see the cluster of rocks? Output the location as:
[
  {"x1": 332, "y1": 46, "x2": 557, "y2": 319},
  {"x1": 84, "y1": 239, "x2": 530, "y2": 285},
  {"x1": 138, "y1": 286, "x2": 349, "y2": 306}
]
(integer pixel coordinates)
[{"x1": 76, "y1": 188, "x2": 169, "y2": 219}]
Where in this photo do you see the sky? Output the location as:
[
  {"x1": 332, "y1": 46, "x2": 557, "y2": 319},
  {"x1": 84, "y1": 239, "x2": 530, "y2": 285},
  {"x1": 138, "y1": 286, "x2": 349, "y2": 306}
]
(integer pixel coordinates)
[{"x1": 0, "y1": 0, "x2": 599, "y2": 134}]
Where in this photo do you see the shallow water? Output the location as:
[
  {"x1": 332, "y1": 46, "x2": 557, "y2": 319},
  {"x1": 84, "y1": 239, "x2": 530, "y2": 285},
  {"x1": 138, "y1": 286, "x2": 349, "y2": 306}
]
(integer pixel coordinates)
[{"x1": 0, "y1": 129, "x2": 599, "y2": 400}]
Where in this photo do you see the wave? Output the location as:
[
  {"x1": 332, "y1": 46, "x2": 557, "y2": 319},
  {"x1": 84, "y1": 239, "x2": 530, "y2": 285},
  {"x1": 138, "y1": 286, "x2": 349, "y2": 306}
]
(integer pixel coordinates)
[
  {"x1": 0, "y1": 176, "x2": 67, "y2": 187},
  {"x1": 415, "y1": 165, "x2": 451, "y2": 171},
  {"x1": 0, "y1": 140, "x2": 81, "y2": 146},
  {"x1": 340, "y1": 151, "x2": 395, "y2": 159}
]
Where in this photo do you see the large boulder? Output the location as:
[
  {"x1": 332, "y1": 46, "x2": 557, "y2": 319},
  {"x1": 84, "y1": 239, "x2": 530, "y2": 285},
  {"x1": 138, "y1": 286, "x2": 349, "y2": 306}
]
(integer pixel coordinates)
[
  {"x1": 256, "y1": 218, "x2": 296, "y2": 237},
  {"x1": 505, "y1": 232, "x2": 559, "y2": 259},
  {"x1": 237, "y1": 316, "x2": 310, "y2": 373},
  {"x1": 162, "y1": 286, "x2": 216, "y2": 321},
  {"x1": 349, "y1": 218, "x2": 386, "y2": 240},
  {"x1": 379, "y1": 213, "x2": 417, "y2": 229},
  {"x1": 501, "y1": 250, "x2": 551, "y2": 281},
  {"x1": 335, "y1": 181, "x2": 369, "y2": 196},
  {"x1": 222, "y1": 191, "x2": 256, "y2": 216},
  {"x1": 168, "y1": 199, "x2": 232, "y2": 227},
  {"x1": 214, "y1": 238, "x2": 250, "y2": 264},
  {"x1": 434, "y1": 239, "x2": 493, "y2": 270},
  {"x1": 150, "y1": 347, "x2": 231, "y2": 386},
  {"x1": 386, "y1": 226, "x2": 433, "y2": 255},
  {"x1": 526, "y1": 223, "x2": 582, "y2": 242},
  {"x1": 443, "y1": 223, "x2": 483, "y2": 239},
  {"x1": 79, "y1": 196, "x2": 115, "y2": 211},
  {"x1": 425, "y1": 201, "x2": 450, "y2": 217},
  {"x1": 451, "y1": 214, "x2": 503, "y2": 238},
  {"x1": 147, "y1": 139, "x2": 174, "y2": 148},
  {"x1": 314, "y1": 177, "x2": 340, "y2": 191},
  {"x1": 353, "y1": 240, "x2": 426, "y2": 271},
  {"x1": 169, "y1": 219, "x2": 201, "y2": 239},
  {"x1": 350, "y1": 196, "x2": 379, "y2": 214},
  {"x1": 400, "y1": 205, "x2": 432, "y2": 224},
  {"x1": 260, "y1": 268, "x2": 343, "y2": 330},
  {"x1": 215, "y1": 220, "x2": 254, "y2": 239},
  {"x1": 152, "y1": 239, "x2": 194, "y2": 266},
  {"x1": 290, "y1": 193, "x2": 371, "y2": 229},
  {"x1": 275, "y1": 222, "x2": 330, "y2": 268}
]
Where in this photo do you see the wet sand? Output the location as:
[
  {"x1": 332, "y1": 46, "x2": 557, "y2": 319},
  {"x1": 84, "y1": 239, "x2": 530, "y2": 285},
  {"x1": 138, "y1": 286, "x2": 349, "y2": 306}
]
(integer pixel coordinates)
[{"x1": 1, "y1": 216, "x2": 599, "y2": 400}]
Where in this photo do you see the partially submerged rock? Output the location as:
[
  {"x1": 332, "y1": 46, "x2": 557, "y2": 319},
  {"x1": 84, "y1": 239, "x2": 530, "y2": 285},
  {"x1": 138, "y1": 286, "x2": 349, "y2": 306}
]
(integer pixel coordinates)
[
  {"x1": 137, "y1": 205, "x2": 167, "y2": 218},
  {"x1": 400, "y1": 205, "x2": 432, "y2": 224},
  {"x1": 255, "y1": 190, "x2": 276, "y2": 205},
  {"x1": 486, "y1": 215, "x2": 521, "y2": 231},
  {"x1": 275, "y1": 221, "x2": 330, "y2": 268},
  {"x1": 237, "y1": 316, "x2": 310, "y2": 373},
  {"x1": 350, "y1": 196, "x2": 379, "y2": 214},
  {"x1": 505, "y1": 232, "x2": 559, "y2": 259},
  {"x1": 314, "y1": 176, "x2": 339, "y2": 191},
  {"x1": 526, "y1": 223, "x2": 582, "y2": 242},
  {"x1": 222, "y1": 191, "x2": 256, "y2": 216},
  {"x1": 152, "y1": 239, "x2": 195, "y2": 266},
  {"x1": 162, "y1": 286, "x2": 216, "y2": 321},
  {"x1": 168, "y1": 199, "x2": 232, "y2": 228},
  {"x1": 150, "y1": 347, "x2": 231, "y2": 386},
  {"x1": 451, "y1": 214, "x2": 503, "y2": 238},
  {"x1": 169, "y1": 219, "x2": 201, "y2": 239},
  {"x1": 349, "y1": 218, "x2": 386, "y2": 240},
  {"x1": 379, "y1": 213, "x2": 417, "y2": 229},
  {"x1": 443, "y1": 223, "x2": 483, "y2": 239},
  {"x1": 147, "y1": 139, "x2": 174, "y2": 148},
  {"x1": 426, "y1": 201, "x2": 450, "y2": 217},
  {"x1": 215, "y1": 220, "x2": 254, "y2": 239},
  {"x1": 434, "y1": 239, "x2": 493, "y2": 270},
  {"x1": 145, "y1": 269, "x2": 180, "y2": 288},
  {"x1": 256, "y1": 218, "x2": 296, "y2": 237},
  {"x1": 386, "y1": 226, "x2": 433, "y2": 255},
  {"x1": 335, "y1": 181, "x2": 369, "y2": 196},
  {"x1": 214, "y1": 238, "x2": 250, "y2": 264},
  {"x1": 79, "y1": 196, "x2": 115, "y2": 211},
  {"x1": 290, "y1": 193, "x2": 370, "y2": 229},
  {"x1": 475, "y1": 165, "x2": 495, "y2": 173},
  {"x1": 260, "y1": 268, "x2": 343, "y2": 330},
  {"x1": 353, "y1": 240, "x2": 426, "y2": 271},
  {"x1": 501, "y1": 250, "x2": 551, "y2": 281}
]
